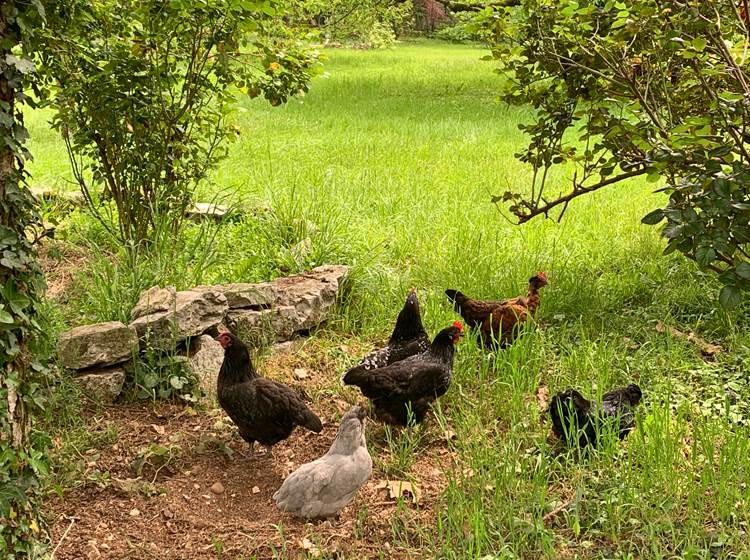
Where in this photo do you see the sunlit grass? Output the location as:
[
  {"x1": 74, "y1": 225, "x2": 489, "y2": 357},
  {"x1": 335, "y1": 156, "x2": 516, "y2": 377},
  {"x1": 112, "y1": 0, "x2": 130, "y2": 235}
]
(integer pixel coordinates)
[{"x1": 26, "y1": 39, "x2": 750, "y2": 558}]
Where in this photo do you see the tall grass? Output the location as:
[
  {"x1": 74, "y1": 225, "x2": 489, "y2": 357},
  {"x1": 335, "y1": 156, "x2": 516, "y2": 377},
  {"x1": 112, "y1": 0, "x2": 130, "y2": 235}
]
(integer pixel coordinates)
[{"x1": 25, "y1": 39, "x2": 750, "y2": 558}]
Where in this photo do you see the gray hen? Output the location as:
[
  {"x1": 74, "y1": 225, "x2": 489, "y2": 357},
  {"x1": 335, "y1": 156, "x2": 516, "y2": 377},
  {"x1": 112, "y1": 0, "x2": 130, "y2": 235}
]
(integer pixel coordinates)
[{"x1": 273, "y1": 405, "x2": 372, "y2": 519}]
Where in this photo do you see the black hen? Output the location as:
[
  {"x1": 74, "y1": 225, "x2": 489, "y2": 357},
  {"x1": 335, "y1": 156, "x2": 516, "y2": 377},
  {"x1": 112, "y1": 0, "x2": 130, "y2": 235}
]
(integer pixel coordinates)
[
  {"x1": 216, "y1": 332, "x2": 323, "y2": 456},
  {"x1": 344, "y1": 288, "x2": 430, "y2": 380},
  {"x1": 549, "y1": 384, "x2": 642, "y2": 448},
  {"x1": 343, "y1": 322, "x2": 463, "y2": 426}
]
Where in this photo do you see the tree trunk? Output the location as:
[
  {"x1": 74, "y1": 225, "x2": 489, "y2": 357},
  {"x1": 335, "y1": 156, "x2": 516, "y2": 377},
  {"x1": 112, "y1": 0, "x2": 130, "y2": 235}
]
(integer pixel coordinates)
[
  {"x1": 0, "y1": 5, "x2": 47, "y2": 554},
  {"x1": 0, "y1": 8, "x2": 29, "y2": 449}
]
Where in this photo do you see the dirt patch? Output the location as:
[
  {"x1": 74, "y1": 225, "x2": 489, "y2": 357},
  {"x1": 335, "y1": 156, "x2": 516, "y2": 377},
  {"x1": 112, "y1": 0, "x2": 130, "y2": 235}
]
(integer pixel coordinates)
[
  {"x1": 38, "y1": 240, "x2": 94, "y2": 302},
  {"x1": 47, "y1": 396, "x2": 454, "y2": 560}
]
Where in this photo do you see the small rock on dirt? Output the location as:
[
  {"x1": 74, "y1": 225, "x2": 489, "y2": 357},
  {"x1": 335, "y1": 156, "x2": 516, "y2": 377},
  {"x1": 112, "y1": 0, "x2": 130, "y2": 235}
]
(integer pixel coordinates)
[
  {"x1": 73, "y1": 367, "x2": 126, "y2": 403},
  {"x1": 252, "y1": 486, "x2": 260, "y2": 494},
  {"x1": 210, "y1": 482, "x2": 225, "y2": 495}
]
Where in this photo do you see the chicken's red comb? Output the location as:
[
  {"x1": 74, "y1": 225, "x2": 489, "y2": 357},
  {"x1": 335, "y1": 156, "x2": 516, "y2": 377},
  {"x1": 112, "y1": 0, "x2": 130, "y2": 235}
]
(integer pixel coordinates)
[
  {"x1": 537, "y1": 271, "x2": 548, "y2": 281},
  {"x1": 453, "y1": 320, "x2": 464, "y2": 331}
]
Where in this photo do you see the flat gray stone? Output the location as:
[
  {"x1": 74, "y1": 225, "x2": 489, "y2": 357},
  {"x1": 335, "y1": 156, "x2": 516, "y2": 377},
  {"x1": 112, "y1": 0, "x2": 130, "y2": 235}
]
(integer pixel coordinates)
[
  {"x1": 58, "y1": 322, "x2": 138, "y2": 370},
  {"x1": 30, "y1": 187, "x2": 85, "y2": 207},
  {"x1": 186, "y1": 335, "x2": 225, "y2": 399},
  {"x1": 226, "y1": 306, "x2": 299, "y2": 342},
  {"x1": 130, "y1": 289, "x2": 228, "y2": 349},
  {"x1": 74, "y1": 367, "x2": 126, "y2": 403},
  {"x1": 272, "y1": 265, "x2": 349, "y2": 330},
  {"x1": 130, "y1": 286, "x2": 176, "y2": 321},
  {"x1": 186, "y1": 202, "x2": 229, "y2": 221},
  {"x1": 194, "y1": 283, "x2": 276, "y2": 309}
]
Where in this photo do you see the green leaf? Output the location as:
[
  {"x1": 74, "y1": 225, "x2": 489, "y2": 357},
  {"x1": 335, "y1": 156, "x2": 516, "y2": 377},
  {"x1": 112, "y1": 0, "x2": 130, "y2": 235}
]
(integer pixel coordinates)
[
  {"x1": 641, "y1": 209, "x2": 664, "y2": 225},
  {"x1": 4, "y1": 54, "x2": 36, "y2": 75},
  {"x1": 695, "y1": 246, "x2": 716, "y2": 266},
  {"x1": 169, "y1": 376, "x2": 185, "y2": 390},
  {"x1": 0, "y1": 308, "x2": 14, "y2": 324},
  {"x1": 736, "y1": 262, "x2": 750, "y2": 279},
  {"x1": 662, "y1": 224, "x2": 683, "y2": 239},
  {"x1": 719, "y1": 285, "x2": 742, "y2": 308},
  {"x1": 692, "y1": 37, "x2": 707, "y2": 52}
]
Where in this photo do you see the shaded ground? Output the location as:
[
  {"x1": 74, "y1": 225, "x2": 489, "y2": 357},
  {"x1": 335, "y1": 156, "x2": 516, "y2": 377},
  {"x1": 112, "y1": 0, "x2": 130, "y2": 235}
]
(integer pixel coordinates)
[{"x1": 47, "y1": 353, "x2": 455, "y2": 560}]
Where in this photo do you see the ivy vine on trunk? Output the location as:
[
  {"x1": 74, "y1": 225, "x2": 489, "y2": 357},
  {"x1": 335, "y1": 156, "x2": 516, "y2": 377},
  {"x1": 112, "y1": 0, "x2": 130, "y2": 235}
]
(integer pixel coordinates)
[{"x1": 0, "y1": 2, "x2": 50, "y2": 557}]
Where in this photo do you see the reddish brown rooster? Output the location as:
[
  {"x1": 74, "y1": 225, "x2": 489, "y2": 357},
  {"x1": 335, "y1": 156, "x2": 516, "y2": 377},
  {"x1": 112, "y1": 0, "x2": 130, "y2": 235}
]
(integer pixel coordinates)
[
  {"x1": 216, "y1": 332, "x2": 322, "y2": 457},
  {"x1": 445, "y1": 272, "x2": 548, "y2": 348}
]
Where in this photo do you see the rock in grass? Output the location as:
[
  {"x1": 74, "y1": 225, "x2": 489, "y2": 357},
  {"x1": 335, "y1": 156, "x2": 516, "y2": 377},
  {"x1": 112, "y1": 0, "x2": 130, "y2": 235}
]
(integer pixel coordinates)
[
  {"x1": 130, "y1": 288, "x2": 228, "y2": 349},
  {"x1": 58, "y1": 322, "x2": 138, "y2": 370}
]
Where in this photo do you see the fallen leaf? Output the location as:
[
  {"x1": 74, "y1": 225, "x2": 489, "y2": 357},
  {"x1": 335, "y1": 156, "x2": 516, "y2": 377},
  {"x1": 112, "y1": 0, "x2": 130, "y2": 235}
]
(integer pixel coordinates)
[
  {"x1": 293, "y1": 368, "x2": 310, "y2": 380},
  {"x1": 151, "y1": 424, "x2": 165, "y2": 435},
  {"x1": 300, "y1": 537, "x2": 321, "y2": 558},
  {"x1": 383, "y1": 480, "x2": 421, "y2": 504},
  {"x1": 536, "y1": 385, "x2": 550, "y2": 410}
]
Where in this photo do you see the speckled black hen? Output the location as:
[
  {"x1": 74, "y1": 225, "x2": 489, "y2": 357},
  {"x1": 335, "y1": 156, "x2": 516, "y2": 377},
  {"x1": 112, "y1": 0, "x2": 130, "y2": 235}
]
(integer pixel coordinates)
[
  {"x1": 343, "y1": 288, "x2": 430, "y2": 381},
  {"x1": 343, "y1": 322, "x2": 463, "y2": 426},
  {"x1": 216, "y1": 332, "x2": 322, "y2": 456}
]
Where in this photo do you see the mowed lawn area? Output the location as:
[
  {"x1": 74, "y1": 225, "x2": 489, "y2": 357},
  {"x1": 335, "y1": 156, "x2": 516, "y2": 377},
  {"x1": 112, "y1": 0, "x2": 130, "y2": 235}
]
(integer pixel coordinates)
[{"x1": 28, "y1": 40, "x2": 750, "y2": 559}]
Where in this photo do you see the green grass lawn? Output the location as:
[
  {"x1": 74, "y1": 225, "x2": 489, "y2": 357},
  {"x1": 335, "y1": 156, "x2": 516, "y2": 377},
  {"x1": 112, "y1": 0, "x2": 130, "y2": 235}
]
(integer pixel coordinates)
[{"x1": 27, "y1": 39, "x2": 750, "y2": 558}]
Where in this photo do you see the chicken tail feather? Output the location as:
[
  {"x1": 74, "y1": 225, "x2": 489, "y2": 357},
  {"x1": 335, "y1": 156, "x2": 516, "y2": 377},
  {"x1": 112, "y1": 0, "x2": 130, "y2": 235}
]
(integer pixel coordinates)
[
  {"x1": 444, "y1": 289, "x2": 467, "y2": 311},
  {"x1": 341, "y1": 367, "x2": 365, "y2": 387}
]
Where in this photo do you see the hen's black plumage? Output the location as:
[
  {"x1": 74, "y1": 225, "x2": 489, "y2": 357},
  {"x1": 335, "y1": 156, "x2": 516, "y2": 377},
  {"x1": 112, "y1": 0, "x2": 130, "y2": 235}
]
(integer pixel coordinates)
[
  {"x1": 216, "y1": 332, "x2": 322, "y2": 454},
  {"x1": 344, "y1": 288, "x2": 430, "y2": 379},
  {"x1": 342, "y1": 322, "x2": 463, "y2": 426},
  {"x1": 549, "y1": 384, "x2": 642, "y2": 448}
]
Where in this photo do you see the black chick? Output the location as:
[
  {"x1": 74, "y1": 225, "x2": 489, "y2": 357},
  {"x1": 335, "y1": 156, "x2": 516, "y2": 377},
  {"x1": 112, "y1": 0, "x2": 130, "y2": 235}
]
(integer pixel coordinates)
[
  {"x1": 342, "y1": 322, "x2": 463, "y2": 426},
  {"x1": 344, "y1": 288, "x2": 430, "y2": 380},
  {"x1": 216, "y1": 332, "x2": 322, "y2": 456},
  {"x1": 549, "y1": 384, "x2": 642, "y2": 448}
]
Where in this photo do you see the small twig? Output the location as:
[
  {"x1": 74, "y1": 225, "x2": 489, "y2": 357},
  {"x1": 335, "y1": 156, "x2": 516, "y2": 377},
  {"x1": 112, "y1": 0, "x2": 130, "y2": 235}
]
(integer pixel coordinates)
[
  {"x1": 542, "y1": 495, "x2": 574, "y2": 526},
  {"x1": 50, "y1": 515, "x2": 77, "y2": 559}
]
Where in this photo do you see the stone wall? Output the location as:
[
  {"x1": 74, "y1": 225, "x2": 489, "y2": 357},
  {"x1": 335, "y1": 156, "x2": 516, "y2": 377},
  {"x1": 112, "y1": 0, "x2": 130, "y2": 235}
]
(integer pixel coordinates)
[{"x1": 58, "y1": 265, "x2": 349, "y2": 402}]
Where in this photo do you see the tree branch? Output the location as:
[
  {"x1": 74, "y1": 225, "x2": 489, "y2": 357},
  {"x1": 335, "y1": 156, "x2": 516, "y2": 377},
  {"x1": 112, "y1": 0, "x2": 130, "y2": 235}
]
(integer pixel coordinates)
[
  {"x1": 514, "y1": 168, "x2": 648, "y2": 224},
  {"x1": 446, "y1": 0, "x2": 520, "y2": 12}
]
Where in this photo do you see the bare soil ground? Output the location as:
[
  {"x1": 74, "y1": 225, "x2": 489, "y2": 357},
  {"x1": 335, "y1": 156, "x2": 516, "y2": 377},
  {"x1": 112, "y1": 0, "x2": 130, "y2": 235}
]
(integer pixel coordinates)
[{"x1": 48, "y1": 352, "x2": 456, "y2": 560}]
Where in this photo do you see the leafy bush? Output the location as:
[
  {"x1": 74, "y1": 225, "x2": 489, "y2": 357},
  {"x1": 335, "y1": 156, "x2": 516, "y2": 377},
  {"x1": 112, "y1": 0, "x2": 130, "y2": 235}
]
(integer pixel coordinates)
[
  {"x1": 36, "y1": 0, "x2": 320, "y2": 252},
  {"x1": 435, "y1": 11, "x2": 486, "y2": 43},
  {"x1": 304, "y1": 0, "x2": 413, "y2": 47},
  {"x1": 131, "y1": 349, "x2": 201, "y2": 403},
  {"x1": 481, "y1": 0, "x2": 750, "y2": 305}
]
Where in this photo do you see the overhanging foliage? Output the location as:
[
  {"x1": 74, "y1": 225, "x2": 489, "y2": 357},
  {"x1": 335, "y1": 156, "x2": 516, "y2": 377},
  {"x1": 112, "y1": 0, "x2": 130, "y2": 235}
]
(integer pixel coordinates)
[{"x1": 482, "y1": 0, "x2": 750, "y2": 306}]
